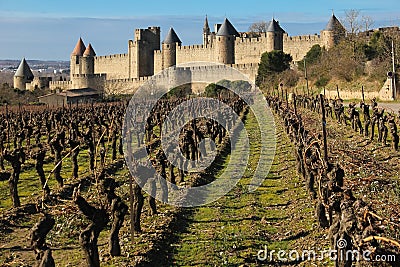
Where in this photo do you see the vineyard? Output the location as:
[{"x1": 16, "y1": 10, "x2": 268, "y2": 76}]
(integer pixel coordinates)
[{"x1": 0, "y1": 89, "x2": 399, "y2": 267}]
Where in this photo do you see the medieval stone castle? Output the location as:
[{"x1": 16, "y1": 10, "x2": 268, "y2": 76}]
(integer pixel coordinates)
[{"x1": 16, "y1": 15, "x2": 346, "y2": 94}]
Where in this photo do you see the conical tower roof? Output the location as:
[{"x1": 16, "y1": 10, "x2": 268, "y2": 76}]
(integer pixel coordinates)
[
  {"x1": 216, "y1": 18, "x2": 239, "y2": 36},
  {"x1": 267, "y1": 19, "x2": 285, "y2": 33},
  {"x1": 14, "y1": 58, "x2": 34, "y2": 79},
  {"x1": 325, "y1": 14, "x2": 344, "y2": 31},
  {"x1": 71, "y1": 37, "x2": 86, "y2": 56},
  {"x1": 163, "y1": 28, "x2": 182, "y2": 44},
  {"x1": 203, "y1": 15, "x2": 210, "y2": 33},
  {"x1": 83, "y1": 43, "x2": 96, "y2": 57}
]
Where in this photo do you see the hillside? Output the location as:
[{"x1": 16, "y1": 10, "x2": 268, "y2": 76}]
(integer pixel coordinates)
[
  {"x1": 0, "y1": 83, "x2": 49, "y2": 105},
  {"x1": 257, "y1": 28, "x2": 400, "y2": 101}
]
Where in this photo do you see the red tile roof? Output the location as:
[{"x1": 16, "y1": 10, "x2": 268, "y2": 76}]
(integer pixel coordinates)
[{"x1": 71, "y1": 38, "x2": 86, "y2": 56}]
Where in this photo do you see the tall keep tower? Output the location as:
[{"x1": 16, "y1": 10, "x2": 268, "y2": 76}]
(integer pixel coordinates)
[
  {"x1": 215, "y1": 18, "x2": 239, "y2": 64},
  {"x1": 266, "y1": 19, "x2": 285, "y2": 52},
  {"x1": 70, "y1": 38, "x2": 86, "y2": 75},
  {"x1": 162, "y1": 28, "x2": 182, "y2": 69},
  {"x1": 321, "y1": 14, "x2": 346, "y2": 49},
  {"x1": 14, "y1": 58, "x2": 34, "y2": 90},
  {"x1": 129, "y1": 27, "x2": 161, "y2": 78}
]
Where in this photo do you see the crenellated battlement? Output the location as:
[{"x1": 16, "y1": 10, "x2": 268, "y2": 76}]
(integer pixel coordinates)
[
  {"x1": 235, "y1": 36, "x2": 267, "y2": 44},
  {"x1": 105, "y1": 77, "x2": 149, "y2": 83},
  {"x1": 283, "y1": 34, "x2": 322, "y2": 42},
  {"x1": 72, "y1": 73, "x2": 106, "y2": 78},
  {"x1": 283, "y1": 33, "x2": 325, "y2": 61},
  {"x1": 230, "y1": 63, "x2": 257, "y2": 68},
  {"x1": 49, "y1": 80, "x2": 73, "y2": 91},
  {"x1": 50, "y1": 80, "x2": 72, "y2": 85},
  {"x1": 134, "y1": 26, "x2": 160, "y2": 42},
  {"x1": 178, "y1": 45, "x2": 206, "y2": 50},
  {"x1": 95, "y1": 54, "x2": 128, "y2": 60},
  {"x1": 62, "y1": 15, "x2": 350, "y2": 95}
]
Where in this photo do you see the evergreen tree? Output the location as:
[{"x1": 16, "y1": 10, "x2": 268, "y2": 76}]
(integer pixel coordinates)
[{"x1": 256, "y1": 50, "x2": 292, "y2": 86}]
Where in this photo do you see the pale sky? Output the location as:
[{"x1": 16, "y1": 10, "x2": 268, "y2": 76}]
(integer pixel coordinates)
[{"x1": 0, "y1": 0, "x2": 399, "y2": 60}]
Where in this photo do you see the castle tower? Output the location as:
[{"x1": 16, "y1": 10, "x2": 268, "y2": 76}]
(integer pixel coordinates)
[
  {"x1": 13, "y1": 58, "x2": 34, "y2": 90},
  {"x1": 70, "y1": 37, "x2": 86, "y2": 76},
  {"x1": 130, "y1": 27, "x2": 161, "y2": 78},
  {"x1": 203, "y1": 15, "x2": 211, "y2": 45},
  {"x1": 215, "y1": 18, "x2": 239, "y2": 64},
  {"x1": 82, "y1": 43, "x2": 96, "y2": 75},
  {"x1": 266, "y1": 19, "x2": 285, "y2": 52},
  {"x1": 321, "y1": 14, "x2": 346, "y2": 49},
  {"x1": 162, "y1": 28, "x2": 182, "y2": 69}
]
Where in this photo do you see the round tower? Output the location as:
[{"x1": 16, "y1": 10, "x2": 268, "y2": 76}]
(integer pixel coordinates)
[
  {"x1": 14, "y1": 76, "x2": 26, "y2": 90},
  {"x1": 321, "y1": 14, "x2": 346, "y2": 49},
  {"x1": 162, "y1": 28, "x2": 182, "y2": 69},
  {"x1": 215, "y1": 18, "x2": 238, "y2": 64},
  {"x1": 266, "y1": 19, "x2": 285, "y2": 52},
  {"x1": 82, "y1": 43, "x2": 96, "y2": 75},
  {"x1": 70, "y1": 37, "x2": 86, "y2": 75},
  {"x1": 13, "y1": 58, "x2": 34, "y2": 90}
]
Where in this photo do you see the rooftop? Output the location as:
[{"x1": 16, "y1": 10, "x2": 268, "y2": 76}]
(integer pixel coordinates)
[
  {"x1": 71, "y1": 38, "x2": 86, "y2": 56},
  {"x1": 14, "y1": 58, "x2": 34, "y2": 79},
  {"x1": 83, "y1": 43, "x2": 96, "y2": 57},
  {"x1": 216, "y1": 18, "x2": 240, "y2": 37},
  {"x1": 163, "y1": 28, "x2": 182, "y2": 44}
]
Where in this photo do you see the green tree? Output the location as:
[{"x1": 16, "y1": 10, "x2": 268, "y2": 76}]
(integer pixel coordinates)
[
  {"x1": 256, "y1": 50, "x2": 292, "y2": 86},
  {"x1": 205, "y1": 83, "x2": 222, "y2": 97},
  {"x1": 230, "y1": 80, "x2": 252, "y2": 93},
  {"x1": 205, "y1": 80, "x2": 252, "y2": 96},
  {"x1": 166, "y1": 84, "x2": 191, "y2": 99},
  {"x1": 217, "y1": 79, "x2": 232, "y2": 90},
  {"x1": 298, "y1": 45, "x2": 322, "y2": 71}
]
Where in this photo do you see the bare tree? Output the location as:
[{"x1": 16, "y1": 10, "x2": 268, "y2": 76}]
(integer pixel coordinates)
[
  {"x1": 249, "y1": 21, "x2": 268, "y2": 33},
  {"x1": 361, "y1": 15, "x2": 374, "y2": 32},
  {"x1": 344, "y1": 9, "x2": 361, "y2": 35}
]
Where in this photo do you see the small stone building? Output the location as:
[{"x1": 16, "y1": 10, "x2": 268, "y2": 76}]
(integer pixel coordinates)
[
  {"x1": 38, "y1": 88, "x2": 101, "y2": 106},
  {"x1": 13, "y1": 58, "x2": 34, "y2": 90},
  {"x1": 13, "y1": 58, "x2": 52, "y2": 91}
]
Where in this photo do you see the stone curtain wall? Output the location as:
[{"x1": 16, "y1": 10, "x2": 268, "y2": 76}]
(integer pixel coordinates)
[
  {"x1": 176, "y1": 45, "x2": 216, "y2": 64},
  {"x1": 94, "y1": 54, "x2": 130, "y2": 80},
  {"x1": 283, "y1": 34, "x2": 324, "y2": 61},
  {"x1": 50, "y1": 80, "x2": 73, "y2": 91},
  {"x1": 234, "y1": 36, "x2": 269, "y2": 64}
]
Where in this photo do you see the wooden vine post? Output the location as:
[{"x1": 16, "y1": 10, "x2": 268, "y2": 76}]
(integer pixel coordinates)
[
  {"x1": 285, "y1": 87, "x2": 288, "y2": 107},
  {"x1": 362, "y1": 86, "x2": 365, "y2": 102},
  {"x1": 293, "y1": 93, "x2": 297, "y2": 116},
  {"x1": 319, "y1": 94, "x2": 329, "y2": 164},
  {"x1": 336, "y1": 85, "x2": 340, "y2": 99}
]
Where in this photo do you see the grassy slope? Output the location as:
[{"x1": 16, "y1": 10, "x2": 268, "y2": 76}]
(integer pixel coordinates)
[{"x1": 171, "y1": 110, "x2": 329, "y2": 266}]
